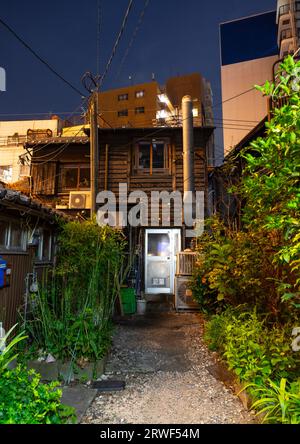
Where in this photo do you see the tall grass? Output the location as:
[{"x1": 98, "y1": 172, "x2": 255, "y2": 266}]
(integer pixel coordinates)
[{"x1": 21, "y1": 221, "x2": 126, "y2": 363}]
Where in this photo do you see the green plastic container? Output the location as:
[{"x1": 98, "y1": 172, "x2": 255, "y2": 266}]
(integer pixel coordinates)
[{"x1": 120, "y1": 288, "x2": 136, "y2": 314}]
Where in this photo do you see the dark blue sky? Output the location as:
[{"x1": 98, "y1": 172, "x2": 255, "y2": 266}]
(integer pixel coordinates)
[{"x1": 0, "y1": 0, "x2": 276, "y2": 161}]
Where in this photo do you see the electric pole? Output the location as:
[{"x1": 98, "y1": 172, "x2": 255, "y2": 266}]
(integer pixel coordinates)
[{"x1": 90, "y1": 91, "x2": 99, "y2": 217}]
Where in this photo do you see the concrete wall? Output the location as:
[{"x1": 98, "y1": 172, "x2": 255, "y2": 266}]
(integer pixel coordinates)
[
  {"x1": 221, "y1": 55, "x2": 278, "y2": 155},
  {"x1": 0, "y1": 119, "x2": 59, "y2": 183}
]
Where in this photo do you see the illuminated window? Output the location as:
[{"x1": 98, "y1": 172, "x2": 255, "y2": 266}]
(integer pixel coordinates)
[
  {"x1": 0, "y1": 165, "x2": 12, "y2": 182},
  {"x1": 135, "y1": 90, "x2": 145, "y2": 98},
  {"x1": 118, "y1": 93, "x2": 128, "y2": 101}
]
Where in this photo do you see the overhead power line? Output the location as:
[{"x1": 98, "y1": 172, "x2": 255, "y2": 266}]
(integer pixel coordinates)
[
  {"x1": 99, "y1": 0, "x2": 134, "y2": 88},
  {"x1": 0, "y1": 16, "x2": 85, "y2": 97},
  {"x1": 96, "y1": 0, "x2": 102, "y2": 78},
  {"x1": 115, "y1": 0, "x2": 150, "y2": 80}
]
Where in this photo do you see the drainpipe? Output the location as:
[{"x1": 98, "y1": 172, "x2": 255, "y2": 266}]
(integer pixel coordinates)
[{"x1": 182, "y1": 95, "x2": 194, "y2": 194}]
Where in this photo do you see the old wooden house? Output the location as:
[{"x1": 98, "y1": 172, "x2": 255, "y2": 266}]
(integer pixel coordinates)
[
  {"x1": 0, "y1": 185, "x2": 67, "y2": 329},
  {"x1": 26, "y1": 120, "x2": 214, "y2": 307}
]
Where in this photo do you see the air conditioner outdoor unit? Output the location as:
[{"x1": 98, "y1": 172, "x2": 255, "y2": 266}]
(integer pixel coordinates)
[
  {"x1": 69, "y1": 191, "x2": 91, "y2": 209},
  {"x1": 175, "y1": 275, "x2": 199, "y2": 311}
]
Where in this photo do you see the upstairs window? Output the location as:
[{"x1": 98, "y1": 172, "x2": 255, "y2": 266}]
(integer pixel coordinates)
[
  {"x1": 135, "y1": 106, "x2": 145, "y2": 114},
  {"x1": 134, "y1": 140, "x2": 169, "y2": 174},
  {"x1": 135, "y1": 90, "x2": 145, "y2": 98},
  {"x1": 118, "y1": 93, "x2": 128, "y2": 101},
  {"x1": 59, "y1": 164, "x2": 90, "y2": 191}
]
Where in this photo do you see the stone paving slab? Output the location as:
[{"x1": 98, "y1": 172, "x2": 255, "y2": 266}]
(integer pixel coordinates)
[{"x1": 61, "y1": 386, "x2": 98, "y2": 423}]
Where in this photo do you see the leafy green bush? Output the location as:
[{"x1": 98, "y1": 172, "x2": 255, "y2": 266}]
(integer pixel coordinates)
[
  {"x1": 0, "y1": 365, "x2": 76, "y2": 424},
  {"x1": 0, "y1": 325, "x2": 76, "y2": 424},
  {"x1": 246, "y1": 378, "x2": 300, "y2": 424},
  {"x1": 192, "y1": 57, "x2": 300, "y2": 317},
  {"x1": 205, "y1": 308, "x2": 300, "y2": 384}
]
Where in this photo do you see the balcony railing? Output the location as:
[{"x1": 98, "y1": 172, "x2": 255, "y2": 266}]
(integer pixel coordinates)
[
  {"x1": 0, "y1": 135, "x2": 27, "y2": 147},
  {"x1": 152, "y1": 115, "x2": 203, "y2": 128},
  {"x1": 279, "y1": 4, "x2": 291, "y2": 17},
  {"x1": 279, "y1": 1, "x2": 300, "y2": 17}
]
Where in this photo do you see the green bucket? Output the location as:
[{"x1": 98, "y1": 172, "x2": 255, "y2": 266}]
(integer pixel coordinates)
[{"x1": 120, "y1": 288, "x2": 136, "y2": 314}]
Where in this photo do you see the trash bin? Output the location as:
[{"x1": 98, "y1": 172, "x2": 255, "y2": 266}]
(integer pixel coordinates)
[{"x1": 120, "y1": 288, "x2": 136, "y2": 315}]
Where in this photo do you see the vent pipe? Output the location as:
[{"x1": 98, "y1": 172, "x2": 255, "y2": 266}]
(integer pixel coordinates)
[{"x1": 182, "y1": 95, "x2": 194, "y2": 193}]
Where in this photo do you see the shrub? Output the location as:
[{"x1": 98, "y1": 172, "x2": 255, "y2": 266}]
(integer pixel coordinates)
[
  {"x1": 0, "y1": 365, "x2": 76, "y2": 424},
  {"x1": 22, "y1": 221, "x2": 126, "y2": 364},
  {"x1": 205, "y1": 308, "x2": 300, "y2": 384},
  {"x1": 246, "y1": 378, "x2": 300, "y2": 424}
]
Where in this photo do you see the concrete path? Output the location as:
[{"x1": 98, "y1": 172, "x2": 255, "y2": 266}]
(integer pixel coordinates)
[{"x1": 82, "y1": 312, "x2": 254, "y2": 424}]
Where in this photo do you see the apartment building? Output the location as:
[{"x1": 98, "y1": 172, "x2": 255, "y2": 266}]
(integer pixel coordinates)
[
  {"x1": 220, "y1": 11, "x2": 279, "y2": 155},
  {"x1": 0, "y1": 117, "x2": 61, "y2": 184},
  {"x1": 97, "y1": 73, "x2": 213, "y2": 129},
  {"x1": 220, "y1": 1, "x2": 300, "y2": 156},
  {"x1": 277, "y1": 0, "x2": 300, "y2": 58}
]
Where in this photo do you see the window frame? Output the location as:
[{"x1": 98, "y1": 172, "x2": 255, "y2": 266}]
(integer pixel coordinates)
[
  {"x1": 133, "y1": 139, "x2": 170, "y2": 175},
  {"x1": 135, "y1": 90, "x2": 145, "y2": 99},
  {"x1": 59, "y1": 163, "x2": 90, "y2": 192},
  {"x1": 0, "y1": 218, "x2": 27, "y2": 252},
  {"x1": 118, "y1": 109, "x2": 129, "y2": 117},
  {"x1": 118, "y1": 93, "x2": 129, "y2": 101},
  {"x1": 135, "y1": 106, "x2": 145, "y2": 115},
  {"x1": 32, "y1": 228, "x2": 53, "y2": 262}
]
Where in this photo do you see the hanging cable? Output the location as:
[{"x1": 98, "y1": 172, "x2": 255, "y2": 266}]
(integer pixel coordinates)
[
  {"x1": 0, "y1": 16, "x2": 85, "y2": 97},
  {"x1": 115, "y1": 0, "x2": 150, "y2": 80},
  {"x1": 99, "y1": 0, "x2": 134, "y2": 88}
]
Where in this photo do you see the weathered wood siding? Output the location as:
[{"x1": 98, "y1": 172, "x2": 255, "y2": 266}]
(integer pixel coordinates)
[
  {"x1": 0, "y1": 249, "x2": 34, "y2": 330},
  {"x1": 97, "y1": 128, "x2": 209, "y2": 226}
]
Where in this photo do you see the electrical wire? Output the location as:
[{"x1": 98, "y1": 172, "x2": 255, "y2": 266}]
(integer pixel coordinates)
[
  {"x1": 99, "y1": 0, "x2": 134, "y2": 88},
  {"x1": 115, "y1": 0, "x2": 150, "y2": 80},
  {"x1": 0, "y1": 16, "x2": 85, "y2": 97},
  {"x1": 96, "y1": 0, "x2": 102, "y2": 79}
]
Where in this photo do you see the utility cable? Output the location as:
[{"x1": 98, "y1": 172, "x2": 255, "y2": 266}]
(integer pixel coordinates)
[
  {"x1": 0, "y1": 16, "x2": 85, "y2": 97},
  {"x1": 115, "y1": 0, "x2": 150, "y2": 80},
  {"x1": 99, "y1": 0, "x2": 134, "y2": 88}
]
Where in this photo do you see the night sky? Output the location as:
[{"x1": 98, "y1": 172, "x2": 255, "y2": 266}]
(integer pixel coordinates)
[{"x1": 0, "y1": 0, "x2": 276, "y2": 163}]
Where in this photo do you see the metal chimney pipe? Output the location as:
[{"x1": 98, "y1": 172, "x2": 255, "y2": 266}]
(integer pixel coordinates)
[{"x1": 182, "y1": 95, "x2": 194, "y2": 193}]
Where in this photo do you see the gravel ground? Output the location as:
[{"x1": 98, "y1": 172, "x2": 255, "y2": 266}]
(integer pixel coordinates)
[{"x1": 82, "y1": 312, "x2": 254, "y2": 424}]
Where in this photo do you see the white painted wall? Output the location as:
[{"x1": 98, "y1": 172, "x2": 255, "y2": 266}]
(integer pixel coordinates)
[{"x1": 0, "y1": 119, "x2": 59, "y2": 183}]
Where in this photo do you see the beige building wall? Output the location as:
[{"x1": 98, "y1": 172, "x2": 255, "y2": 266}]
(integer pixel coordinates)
[
  {"x1": 0, "y1": 119, "x2": 60, "y2": 183},
  {"x1": 221, "y1": 55, "x2": 278, "y2": 154}
]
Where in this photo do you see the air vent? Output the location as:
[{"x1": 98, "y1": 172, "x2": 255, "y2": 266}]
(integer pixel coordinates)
[
  {"x1": 69, "y1": 191, "x2": 91, "y2": 209},
  {"x1": 175, "y1": 275, "x2": 199, "y2": 311}
]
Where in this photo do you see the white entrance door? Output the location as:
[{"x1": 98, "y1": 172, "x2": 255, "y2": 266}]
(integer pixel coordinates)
[{"x1": 145, "y1": 229, "x2": 181, "y2": 294}]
